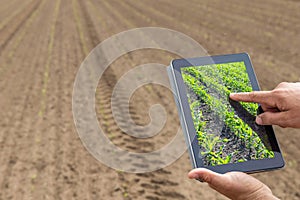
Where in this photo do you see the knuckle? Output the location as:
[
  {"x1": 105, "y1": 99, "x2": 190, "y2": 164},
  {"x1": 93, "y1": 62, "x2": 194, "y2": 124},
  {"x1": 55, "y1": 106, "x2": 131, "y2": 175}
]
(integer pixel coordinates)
[
  {"x1": 278, "y1": 82, "x2": 288, "y2": 87},
  {"x1": 272, "y1": 89, "x2": 285, "y2": 101},
  {"x1": 276, "y1": 82, "x2": 291, "y2": 90},
  {"x1": 202, "y1": 174, "x2": 212, "y2": 184},
  {"x1": 260, "y1": 115, "x2": 269, "y2": 124},
  {"x1": 272, "y1": 89, "x2": 282, "y2": 96}
]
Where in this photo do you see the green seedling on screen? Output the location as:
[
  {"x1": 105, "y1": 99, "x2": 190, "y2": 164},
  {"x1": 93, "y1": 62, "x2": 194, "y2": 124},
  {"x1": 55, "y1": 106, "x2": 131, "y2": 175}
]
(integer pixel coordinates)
[{"x1": 182, "y1": 62, "x2": 274, "y2": 166}]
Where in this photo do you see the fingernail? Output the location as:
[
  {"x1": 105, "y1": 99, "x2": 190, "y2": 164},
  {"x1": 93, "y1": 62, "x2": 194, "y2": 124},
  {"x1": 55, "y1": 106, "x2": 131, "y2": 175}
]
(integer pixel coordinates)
[{"x1": 256, "y1": 116, "x2": 262, "y2": 125}]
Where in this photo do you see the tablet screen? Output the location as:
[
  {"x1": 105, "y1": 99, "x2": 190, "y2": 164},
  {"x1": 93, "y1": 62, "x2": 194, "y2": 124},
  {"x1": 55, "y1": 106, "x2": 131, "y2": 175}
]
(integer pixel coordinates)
[{"x1": 181, "y1": 61, "x2": 275, "y2": 166}]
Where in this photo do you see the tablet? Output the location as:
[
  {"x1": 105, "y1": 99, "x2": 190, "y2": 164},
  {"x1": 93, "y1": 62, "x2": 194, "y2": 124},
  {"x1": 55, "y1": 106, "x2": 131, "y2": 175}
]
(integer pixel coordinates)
[{"x1": 167, "y1": 53, "x2": 284, "y2": 174}]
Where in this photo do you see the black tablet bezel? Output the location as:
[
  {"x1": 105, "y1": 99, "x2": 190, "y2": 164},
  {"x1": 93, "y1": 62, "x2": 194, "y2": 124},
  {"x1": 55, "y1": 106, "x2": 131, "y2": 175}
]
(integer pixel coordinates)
[{"x1": 170, "y1": 53, "x2": 285, "y2": 174}]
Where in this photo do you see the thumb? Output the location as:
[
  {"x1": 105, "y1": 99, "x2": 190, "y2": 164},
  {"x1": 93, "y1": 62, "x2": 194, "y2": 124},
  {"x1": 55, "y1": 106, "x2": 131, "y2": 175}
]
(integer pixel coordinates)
[
  {"x1": 188, "y1": 168, "x2": 273, "y2": 200},
  {"x1": 188, "y1": 168, "x2": 241, "y2": 199},
  {"x1": 256, "y1": 111, "x2": 290, "y2": 127},
  {"x1": 188, "y1": 168, "x2": 231, "y2": 187}
]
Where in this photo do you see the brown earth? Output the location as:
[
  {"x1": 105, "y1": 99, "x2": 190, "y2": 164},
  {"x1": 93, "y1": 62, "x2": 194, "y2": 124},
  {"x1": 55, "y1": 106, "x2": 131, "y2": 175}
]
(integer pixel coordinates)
[{"x1": 0, "y1": 0, "x2": 299, "y2": 199}]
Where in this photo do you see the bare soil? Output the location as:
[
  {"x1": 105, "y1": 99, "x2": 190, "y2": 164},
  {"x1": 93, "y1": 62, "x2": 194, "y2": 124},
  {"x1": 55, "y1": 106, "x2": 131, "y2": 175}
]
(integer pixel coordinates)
[{"x1": 0, "y1": 0, "x2": 299, "y2": 199}]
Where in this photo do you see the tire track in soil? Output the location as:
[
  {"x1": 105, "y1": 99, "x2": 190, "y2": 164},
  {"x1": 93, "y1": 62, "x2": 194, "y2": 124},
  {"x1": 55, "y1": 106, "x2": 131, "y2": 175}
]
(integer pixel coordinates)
[
  {"x1": 70, "y1": 0, "x2": 176, "y2": 199},
  {"x1": 86, "y1": 1, "x2": 189, "y2": 199},
  {"x1": 78, "y1": 0, "x2": 162, "y2": 156},
  {"x1": 104, "y1": 0, "x2": 181, "y2": 146},
  {"x1": 64, "y1": 0, "x2": 116, "y2": 199},
  {"x1": 99, "y1": 0, "x2": 178, "y2": 149},
  {"x1": 0, "y1": 1, "x2": 56, "y2": 199},
  {"x1": 0, "y1": 0, "x2": 41, "y2": 56},
  {"x1": 78, "y1": 0, "x2": 155, "y2": 160},
  {"x1": 70, "y1": 0, "x2": 125, "y2": 199}
]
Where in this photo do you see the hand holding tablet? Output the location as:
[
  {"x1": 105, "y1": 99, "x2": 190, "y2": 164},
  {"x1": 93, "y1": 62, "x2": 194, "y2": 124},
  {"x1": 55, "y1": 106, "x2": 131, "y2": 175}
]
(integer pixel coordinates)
[
  {"x1": 188, "y1": 168, "x2": 279, "y2": 200},
  {"x1": 167, "y1": 53, "x2": 300, "y2": 200},
  {"x1": 167, "y1": 53, "x2": 285, "y2": 173},
  {"x1": 187, "y1": 82, "x2": 300, "y2": 200}
]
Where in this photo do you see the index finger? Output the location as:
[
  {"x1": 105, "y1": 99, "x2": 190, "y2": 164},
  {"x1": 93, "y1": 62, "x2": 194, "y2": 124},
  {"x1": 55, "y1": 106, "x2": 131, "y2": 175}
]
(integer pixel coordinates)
[{"x1": 229, "y1": 91, "x2": 274, "y2": 104}]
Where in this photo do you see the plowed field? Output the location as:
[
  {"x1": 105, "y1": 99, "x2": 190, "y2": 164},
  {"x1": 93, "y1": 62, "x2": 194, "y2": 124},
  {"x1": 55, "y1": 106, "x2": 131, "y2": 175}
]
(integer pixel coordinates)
[{"x1": 0, "y1": 0, "x2": 299, "y2": 199}]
